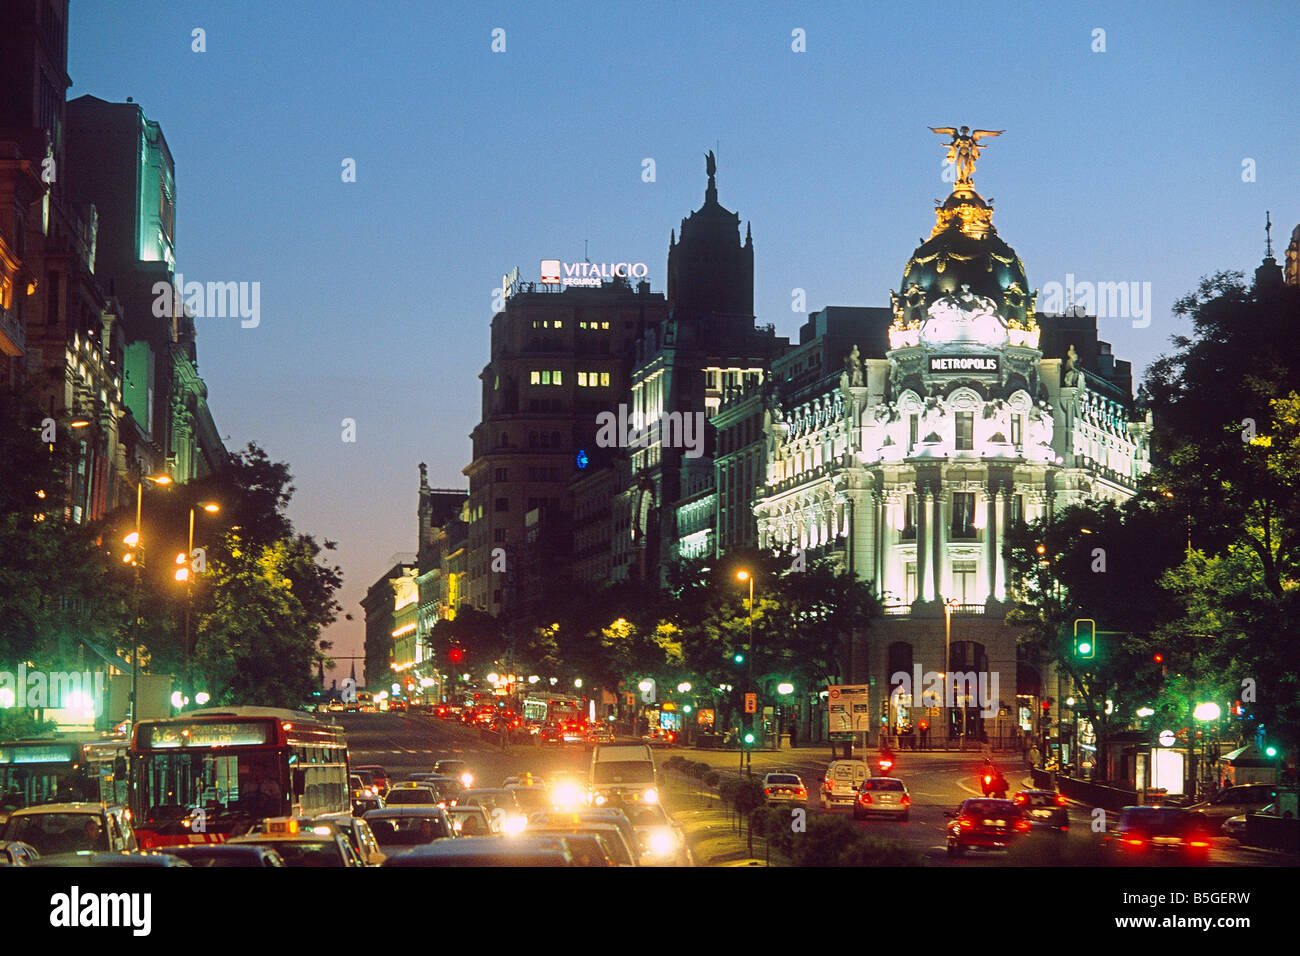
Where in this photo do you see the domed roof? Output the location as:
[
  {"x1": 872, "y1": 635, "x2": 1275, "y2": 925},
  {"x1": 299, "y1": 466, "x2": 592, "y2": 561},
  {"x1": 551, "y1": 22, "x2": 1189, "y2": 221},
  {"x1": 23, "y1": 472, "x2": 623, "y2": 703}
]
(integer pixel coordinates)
[{"x1": 891, "y1": 187, "x2": 1036, "y2": 330}]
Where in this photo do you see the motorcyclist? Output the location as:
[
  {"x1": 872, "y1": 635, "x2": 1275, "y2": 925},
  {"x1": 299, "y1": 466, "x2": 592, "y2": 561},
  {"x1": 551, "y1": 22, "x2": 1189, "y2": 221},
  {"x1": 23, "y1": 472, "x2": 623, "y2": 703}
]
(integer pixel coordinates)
[{"x1": 979, "y1": 757, "x2": 1008, "y2": 797}]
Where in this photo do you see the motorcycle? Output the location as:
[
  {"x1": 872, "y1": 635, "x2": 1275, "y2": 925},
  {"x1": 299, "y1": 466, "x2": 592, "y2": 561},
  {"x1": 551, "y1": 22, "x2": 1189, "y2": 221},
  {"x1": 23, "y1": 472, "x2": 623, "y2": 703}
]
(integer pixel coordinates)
[{"x1": 980, "y1": 769, "x2": 1008, "y2": 799}]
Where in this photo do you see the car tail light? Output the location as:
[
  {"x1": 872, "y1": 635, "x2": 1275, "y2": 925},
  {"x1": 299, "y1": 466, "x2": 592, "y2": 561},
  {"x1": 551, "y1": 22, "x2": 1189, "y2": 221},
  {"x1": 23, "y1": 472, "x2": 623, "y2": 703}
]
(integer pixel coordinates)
[
  {"x1": 860, "y1": 793, "x2": 872, "y2": 804},
  {"x1": 901, "y1": 795, "x2": 911, "y2": 806},
  {"x1": 959, "y1": 818, "x2": 973, "y2": 828},
  {"x1": 1054, "y1": 794, "x2": 1067, "y2": 806},
  {"x1": 983, "y1": 774, "x2": 993, "y2": 785},
  {"x1": 1014, "y1": 819, "x2": 1030, "y2": 832},
  {"x1": 764, "y1": 788, "x2": 772, "y2": 795},
  {"x1": 1189, "y1": 839, "x2": 1209, "y2": 848},
  {"x1": 796, "y1": 788, "x2": 806, "y2": 796},
  {"x1": 1124, "y1": 837, "x2": 1144, "y2": 847},
  {"x1": 1014, "y1": 793, "x2": 1027, "y2": 804}
]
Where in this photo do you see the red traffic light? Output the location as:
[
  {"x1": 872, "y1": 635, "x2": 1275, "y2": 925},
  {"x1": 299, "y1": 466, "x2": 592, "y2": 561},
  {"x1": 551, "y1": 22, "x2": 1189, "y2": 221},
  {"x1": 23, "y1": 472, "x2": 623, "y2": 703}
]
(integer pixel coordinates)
[
  {"x1": 1153, "y1": 652, "x2": 1164, "y2": 664},
  {"x1": 1041, "y1": 700, "x2": 1051, "y2": 712},
  {"x1": 448, "y1": 647, "x2": 464, "y2": 664}
]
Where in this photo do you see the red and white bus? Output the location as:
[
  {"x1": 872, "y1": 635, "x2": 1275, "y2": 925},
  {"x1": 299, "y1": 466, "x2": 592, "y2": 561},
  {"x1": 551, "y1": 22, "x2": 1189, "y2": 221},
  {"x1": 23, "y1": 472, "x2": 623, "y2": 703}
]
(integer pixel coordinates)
[{"x1": 129, "y1": 706, "x2": 349, "y2": 848}]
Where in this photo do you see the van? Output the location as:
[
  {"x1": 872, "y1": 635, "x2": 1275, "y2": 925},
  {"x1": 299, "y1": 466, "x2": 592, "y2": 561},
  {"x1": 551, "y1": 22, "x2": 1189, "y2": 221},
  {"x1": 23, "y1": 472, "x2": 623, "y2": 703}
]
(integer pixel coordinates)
[
  {"x1": 589, "y1": 745, "x2": 657, "y2": 806},
  {"x1": 820, "y1": 760, "x2": 870, "y2": 809}
]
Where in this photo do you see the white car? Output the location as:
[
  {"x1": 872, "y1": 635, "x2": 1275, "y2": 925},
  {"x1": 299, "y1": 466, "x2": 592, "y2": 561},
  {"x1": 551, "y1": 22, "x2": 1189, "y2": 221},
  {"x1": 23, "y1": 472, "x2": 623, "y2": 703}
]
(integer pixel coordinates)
[
  {"x1": 762, "y1": 773, "x2": 808, "y2": 806},
  {"x1": 619, "y1": 802, "x2": 691, "y2": 866},
  {"x1": 852, "y1": 777, "x2": 910, "y2": 821}
]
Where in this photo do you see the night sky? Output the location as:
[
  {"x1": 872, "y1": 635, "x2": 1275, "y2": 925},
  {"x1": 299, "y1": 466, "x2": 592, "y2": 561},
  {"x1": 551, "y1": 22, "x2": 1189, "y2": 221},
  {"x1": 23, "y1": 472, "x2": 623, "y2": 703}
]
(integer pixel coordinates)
[{"x1": 66, "y1": 0, "x2": 1300, "y2": 683}]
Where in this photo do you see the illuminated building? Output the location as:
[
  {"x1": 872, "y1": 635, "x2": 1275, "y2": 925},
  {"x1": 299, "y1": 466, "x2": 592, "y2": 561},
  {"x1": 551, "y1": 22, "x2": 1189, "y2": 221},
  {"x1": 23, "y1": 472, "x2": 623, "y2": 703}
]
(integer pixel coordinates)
[
  {"x1": 753, "y1": 134, "x2": 1152, "y2": 743},
  {"x1": 463, "y1": 279, "x2": 666, "y2": 614}
]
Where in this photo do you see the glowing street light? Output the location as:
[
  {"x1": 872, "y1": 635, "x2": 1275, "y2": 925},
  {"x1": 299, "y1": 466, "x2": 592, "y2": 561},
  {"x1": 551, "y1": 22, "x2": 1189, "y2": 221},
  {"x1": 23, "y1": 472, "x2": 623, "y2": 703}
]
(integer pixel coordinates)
[
  {"x1": 777, "y1": 682, "x2": 794, "y2": 696},
  {"x1": 638, "y1": 680, "x2": 652, "y2": 693},
  {"x1": 677, "y1": 682, "x2": 691, "y2": 693}
]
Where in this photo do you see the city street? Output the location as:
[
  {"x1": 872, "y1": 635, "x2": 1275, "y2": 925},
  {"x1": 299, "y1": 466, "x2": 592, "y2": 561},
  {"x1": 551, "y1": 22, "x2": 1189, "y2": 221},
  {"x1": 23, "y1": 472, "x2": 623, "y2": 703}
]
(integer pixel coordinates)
[{"x1": 340, "y1": 713, "x2": 1293, "y2": 867}]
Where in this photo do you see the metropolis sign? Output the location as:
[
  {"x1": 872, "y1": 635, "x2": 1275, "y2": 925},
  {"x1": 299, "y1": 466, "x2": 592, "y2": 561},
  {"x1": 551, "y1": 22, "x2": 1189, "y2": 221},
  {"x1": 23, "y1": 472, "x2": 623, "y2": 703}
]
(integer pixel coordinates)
[{"x1": 929, "y1": 354, "x2": 999, "y2": 373}]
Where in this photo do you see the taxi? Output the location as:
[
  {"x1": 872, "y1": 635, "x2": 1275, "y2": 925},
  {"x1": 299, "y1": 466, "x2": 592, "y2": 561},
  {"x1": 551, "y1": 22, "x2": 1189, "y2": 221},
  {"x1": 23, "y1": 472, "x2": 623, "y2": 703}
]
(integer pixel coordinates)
[{"x1": 227, "y1": 817, "x2": 365, "y2": 867}]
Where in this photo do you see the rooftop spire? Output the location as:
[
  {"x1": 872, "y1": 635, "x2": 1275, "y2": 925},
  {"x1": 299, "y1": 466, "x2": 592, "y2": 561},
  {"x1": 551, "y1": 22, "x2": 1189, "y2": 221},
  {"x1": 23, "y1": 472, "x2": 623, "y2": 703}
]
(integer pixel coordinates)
[
  {"x1": 705, "y1": 149, "x2": 718, "y2": 206},
  {"x1": 1265, "y1": 210, "x2": 1274, "y2": 258}
]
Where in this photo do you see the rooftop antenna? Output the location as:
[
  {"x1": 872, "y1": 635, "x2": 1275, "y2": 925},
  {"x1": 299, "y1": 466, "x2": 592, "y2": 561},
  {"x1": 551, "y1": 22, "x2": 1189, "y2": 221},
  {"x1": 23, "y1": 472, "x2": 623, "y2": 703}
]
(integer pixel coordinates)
[
  {"x1": 1265, "y1": 210, "x2": 1274, "y2": 257},
  {"x1": 584, "y1": 238, "x2": 589, "y2": 263}
]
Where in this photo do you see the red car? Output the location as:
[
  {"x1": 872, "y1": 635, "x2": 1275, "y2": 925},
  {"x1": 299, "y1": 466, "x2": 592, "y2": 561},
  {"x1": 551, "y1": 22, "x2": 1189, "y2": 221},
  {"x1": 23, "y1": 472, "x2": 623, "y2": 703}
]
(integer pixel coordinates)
[
  {"x1": 354, "y1": 765, "x2": 390, "y2": 796},
  {"x1": 946, "y1": 798, "x2": 1029, "y2": 857}
]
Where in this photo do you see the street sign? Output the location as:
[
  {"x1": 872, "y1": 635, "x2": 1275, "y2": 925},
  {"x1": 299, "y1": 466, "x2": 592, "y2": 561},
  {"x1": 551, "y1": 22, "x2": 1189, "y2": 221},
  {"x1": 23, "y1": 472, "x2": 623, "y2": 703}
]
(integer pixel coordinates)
[
  {"x1": 744, "y1": 693, "x2": 757, "y2": 714},
  {"x1": 827, "y1": 684, "x2": 869, "y2": 733},
  {"x1": 830, "y1": 732, "x2": 854, "y2": 741}
]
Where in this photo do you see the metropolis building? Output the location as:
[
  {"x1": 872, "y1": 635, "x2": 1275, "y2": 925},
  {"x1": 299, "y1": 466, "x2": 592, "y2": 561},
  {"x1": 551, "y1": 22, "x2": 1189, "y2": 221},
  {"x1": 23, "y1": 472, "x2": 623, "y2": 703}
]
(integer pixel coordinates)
[{"x1": 754, "y1": 138, "x2": 1153, "y2": 743}]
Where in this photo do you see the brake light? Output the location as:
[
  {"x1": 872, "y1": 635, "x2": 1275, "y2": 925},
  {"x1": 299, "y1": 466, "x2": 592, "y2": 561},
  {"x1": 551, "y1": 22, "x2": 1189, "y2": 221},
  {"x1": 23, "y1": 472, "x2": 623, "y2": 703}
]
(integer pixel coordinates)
[
  {"x1": 1189, "y1": 839, "x2": 1209, "y2": 848},
  {"x1": 1124, "y1": 837, "x2": 1144, "y2": 847},
  {"x1": 764, "y1": 788, "x2": 772, "y2": 795},
  {"x1": 983, "y1": 775, "x2": 993, "y2": 785},
  {"x1": 959, "y1": 818, "x2": 973, "y2": 828},
  {"x1": 1014, "y1": 794, "x2": 1027, "y2": 804},
  {"x1": 796, "y1": 788, "x2": 806, "y2": 796},
  {"x1": 860, "y1": 793, "x2": 873, "y2": 804},
  {"x1": 901, "y1": 795, "x2": 911, "y2": 806},
  {"x1": 1054, "y1": 794, "x2": 1067, "y2": 806},
  {"x1": 1014, "y1": 819, "x2": 1030, "y2": 832}
]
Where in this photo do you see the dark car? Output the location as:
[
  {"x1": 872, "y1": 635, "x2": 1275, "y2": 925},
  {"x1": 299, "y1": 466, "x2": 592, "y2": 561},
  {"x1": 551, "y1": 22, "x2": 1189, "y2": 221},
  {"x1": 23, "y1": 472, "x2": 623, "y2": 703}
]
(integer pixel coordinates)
[
  {"x1": 1107, "y1": 806, "x2": 1214, "y2": 864},
  {"x1": 382, "y1": 836, "x2": 574, "y2": 867},
  {"x1": 30, "y1": 850, "x2": 192, "y2": 867},
  {"x1": 363, "y1": 807, "x2": 455, "y2": 852},
  {"x1": 946, "y1": 798, "x2": 1029, "y2": 857},
  {"x1": 159, "y1": 844, "x2": 285, "y2": 867},
  {"x1": 353, "y1": 765, "x2": 390, "y2": 795},
  {"x1": 1013, "y1": 789, "x2": 1069, "y2": 832}
]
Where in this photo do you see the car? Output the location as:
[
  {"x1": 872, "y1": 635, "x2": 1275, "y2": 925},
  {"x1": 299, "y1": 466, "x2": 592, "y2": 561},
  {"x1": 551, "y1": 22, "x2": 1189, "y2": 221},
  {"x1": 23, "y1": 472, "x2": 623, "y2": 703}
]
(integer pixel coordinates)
[
  {"x1": 1223, "y1": 802, "x2": 1287, "y2": 841},
  {"x1": 29, "y1": 850, "x2": 192, "y2": 867},
  {"x1": 0, "y1": 841, "x2": 39, "y2": 866},
  {"x1": 384, "y1": 785, "x2": 440, "y2": 806},
  {"x1": 529, "y1": 809, "x2": 640, "y2": 864},
  {"x1": 388, "y1": 699, "x2": 408, "y2": 712},
  {"x1": 454, "y1": 789, "x2": 526, "y2": 833},
  {"x1": 326, "y1": 700, "x2": 345, "y2": 713},
  {"x1": 228, "y1": 818, "x2": 365, "y2": 867},
  {"x1": 433, "y1": 760, "x2": 474, "y2": 789},
  {"x1": 548, "y1": 775, "x2": 588, "y2": 811},
  {"x1": 353, "y1": 765, "x2": 391, "y2": 796},
  {"x1": 587, "y1": 726, "x2": 615, "y2": 744},
  {"x1": 945, "y1": 798, "x2": 1029, "y2": 857},
  {"x1": 305, "y1": 816, "x2": 387, "y2": 866},
  {"x1": 158, "y1": 844, "x2": 286, "y2": 867},
  {"x1": 541, "y1": 830, "x2": 615, "y2": 866},
  {"x1": 762, "y1": 773, "x2": 808, "y2": 807},
  {"x1": 363, "y1": 807, "x2": 456, "y2": 853},
  {"x1": 502, "y1": 773, "x2": 546, "y2": 788},
  {"x1": 446, "y1": 805, "x2": 494, "y2": 837},
  {"x1": 1106, "y1": 806, "x2": 1214, "y2": 863},
  {"x1": 528, "y1": 823, "x2": 637, "y2": 866},
  {"x1": 820, "y1": 759, "x2": 869, "y2": 809},
  {"x1": 404, "y1": 774, "x2": 459, "y2": 803},
  {"x1": 1013, "y1": 789, "x2": 1069, "y2": 833},
  {"x1": 1188, "y1": 784, "x2": 1279, "y2": 833},
  {"x1": 505, "y1": 786, "x2": 553, "y2": 815},
  {"x1": 383, "y1": 835, "x2": 575, "y2": 867},
  {"x1": 853, "y1": 777, "x2": 910, "y2": 821},
  {"x1": 618, "y1": 802, "x2": 690, "y2": 866},
  {"x1": 0, "y1": 803, "x2": 138, "y2": 856}
]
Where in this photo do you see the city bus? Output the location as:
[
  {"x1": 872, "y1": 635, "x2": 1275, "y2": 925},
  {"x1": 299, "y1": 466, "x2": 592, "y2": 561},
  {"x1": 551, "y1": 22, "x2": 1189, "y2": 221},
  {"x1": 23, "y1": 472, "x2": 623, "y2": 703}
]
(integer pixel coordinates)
[
  {"x1": 0, "y1": 733, "x2": 129, "y2": 822},
  {"x1": 129, "y1": 706, "x2": 350, "y2": 848}
]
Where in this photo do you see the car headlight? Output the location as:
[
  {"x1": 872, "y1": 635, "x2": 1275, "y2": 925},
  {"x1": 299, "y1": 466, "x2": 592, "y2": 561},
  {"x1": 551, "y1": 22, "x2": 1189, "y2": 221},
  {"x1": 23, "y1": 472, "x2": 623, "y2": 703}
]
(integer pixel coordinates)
[
  {"x1": 594, "y1": 793, "x2": 607, "y2": 806},
  {"x1": 460, "y1": 773, "x2": 474, "y2": 788},
  {"x1": 647, "y1": 828, "x2": 675, "y2": 857},
  {"x1": 644, "y1": 789, "x2": 658, "y2": 804},
  {"x1": 503, "y1": 815, "x2": 527, "y2": 835}
]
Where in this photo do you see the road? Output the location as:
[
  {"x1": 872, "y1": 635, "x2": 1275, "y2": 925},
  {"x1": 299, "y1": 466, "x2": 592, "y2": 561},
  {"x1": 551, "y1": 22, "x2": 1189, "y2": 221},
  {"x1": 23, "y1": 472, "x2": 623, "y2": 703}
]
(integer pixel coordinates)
[{"x1": 337, "y1": 713, "x2": 1293, "y2": 867}]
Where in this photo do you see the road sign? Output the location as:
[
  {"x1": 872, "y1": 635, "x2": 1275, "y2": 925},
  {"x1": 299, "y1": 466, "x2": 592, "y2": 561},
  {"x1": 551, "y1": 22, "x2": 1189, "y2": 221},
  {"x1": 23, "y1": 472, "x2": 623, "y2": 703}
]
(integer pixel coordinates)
[
  {"x1": 830, "y1": 732, "x2": 854, "y2": 742},
  {"x1": 744, "y1": 693, "x2": 757, "y2": 714},
  {"x1": 827, "y1": 684, "x2": 869, "y2": 732}
]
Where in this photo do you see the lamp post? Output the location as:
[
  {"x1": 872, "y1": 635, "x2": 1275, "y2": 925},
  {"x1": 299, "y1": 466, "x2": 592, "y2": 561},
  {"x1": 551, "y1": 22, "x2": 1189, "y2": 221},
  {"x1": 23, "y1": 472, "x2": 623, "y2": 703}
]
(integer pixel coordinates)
[
  {"x1": 943, "y1": 597, "x2": 959, "y2": 748},
  {"x1": 737, "y1": 569, "x2": 756, "y2": 755},
  {"x1": 175, "y1": 502, "x2": 219, "y2": 685},
  {"x1": 126, "y1": 473, "x2": 172, "y2": 725}
]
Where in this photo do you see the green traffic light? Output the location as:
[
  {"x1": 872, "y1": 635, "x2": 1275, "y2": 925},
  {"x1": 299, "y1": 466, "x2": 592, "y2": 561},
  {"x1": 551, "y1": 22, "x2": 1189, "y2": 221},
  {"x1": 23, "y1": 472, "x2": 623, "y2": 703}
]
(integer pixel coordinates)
[
  {"x1": 733, "y1": 653, "x2": 744, "y2": 664},
  {"x1": 743, "y1": 732, "x2": 755, "y2": 745},
  {"x1": 1078, "y1": 642, "x2": 1092, "y2": 656},
  {"x1": 1265, "y1": 745, "x2": 1278, "y2": 757}
]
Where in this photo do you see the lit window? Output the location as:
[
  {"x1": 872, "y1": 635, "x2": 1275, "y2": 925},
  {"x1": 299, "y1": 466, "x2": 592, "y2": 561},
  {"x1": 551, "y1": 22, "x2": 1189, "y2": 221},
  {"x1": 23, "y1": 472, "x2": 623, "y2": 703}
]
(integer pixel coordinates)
[
  {"x1": 552, "y1": 370, "x2": 561, "y2": 386},
  {"x1": 530, "y1": 371, "x2": 541, "y2": 385},
  {"x1": 952, "y1": 493, "x2": 976, "y2": 539},
  {"x1": 600, "y1": 372, "x2": 610, "y2": 387},
  {"x1": 555, "y1": 320, "x2": 562, "y2": 328},
  {"x1": 601, "y1": 321, "x2": 609, "y2": 330},
  {"x1": 577, "y1": 372, "x2": 588, "y2": 387}
]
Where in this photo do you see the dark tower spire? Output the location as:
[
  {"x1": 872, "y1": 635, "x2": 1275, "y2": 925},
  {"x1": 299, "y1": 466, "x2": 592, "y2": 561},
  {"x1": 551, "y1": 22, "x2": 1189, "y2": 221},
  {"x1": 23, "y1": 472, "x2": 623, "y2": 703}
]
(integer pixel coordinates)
[
  {"x1": 1255, "y1": 210, "x2": 1283, "y2": 293},
  {"x1": 705, "y1": 150, "x2": 718, "y2": 206}
]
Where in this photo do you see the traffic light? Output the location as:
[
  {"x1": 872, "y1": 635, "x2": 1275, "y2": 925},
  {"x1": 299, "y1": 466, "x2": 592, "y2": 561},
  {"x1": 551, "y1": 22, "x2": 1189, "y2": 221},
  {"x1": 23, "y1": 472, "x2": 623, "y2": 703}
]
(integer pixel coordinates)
[
  {"x1": 733, "y1": 652, "x2": 745, "y2": 665},
  {"x1": 743, "y1": 730, "x2": 756, "y2": 747},
  {"x1": 1073, "y1": 619, "x2": 1096, "y2": 659},
  {"x1": 448, "y1": 646, "x2": 464, "y2": 664}
]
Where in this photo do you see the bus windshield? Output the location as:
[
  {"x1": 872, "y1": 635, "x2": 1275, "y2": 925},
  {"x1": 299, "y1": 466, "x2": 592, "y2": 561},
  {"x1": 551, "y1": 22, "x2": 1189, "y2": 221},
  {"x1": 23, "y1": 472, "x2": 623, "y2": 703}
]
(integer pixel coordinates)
[
  {"x1": 0, "y1": 738, "x2": 128, "y2": 812},
  {"x1": 135, "y1": 751, "x2": 290, "y2": 827}
]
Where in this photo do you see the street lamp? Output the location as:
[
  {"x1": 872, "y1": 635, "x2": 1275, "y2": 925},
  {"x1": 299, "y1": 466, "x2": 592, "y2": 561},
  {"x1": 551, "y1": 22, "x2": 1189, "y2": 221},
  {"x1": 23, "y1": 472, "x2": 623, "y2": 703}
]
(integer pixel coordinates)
[
  {"x1": 126, "y1": 473, "x2": 173, "y2": 726},
  {"x1": 943, "y1": 597, "x2": 961, "y2": 748},
  {"x1": 1192, "y1": 702, "x2": 1222, "y2": 800}
]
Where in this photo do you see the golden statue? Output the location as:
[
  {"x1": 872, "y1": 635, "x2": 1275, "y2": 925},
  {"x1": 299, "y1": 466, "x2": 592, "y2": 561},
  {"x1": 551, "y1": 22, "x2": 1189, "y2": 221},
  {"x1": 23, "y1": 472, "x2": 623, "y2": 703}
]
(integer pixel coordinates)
[{"x1": 929, "y1": 126, "x2": 1004, "y2": 185}]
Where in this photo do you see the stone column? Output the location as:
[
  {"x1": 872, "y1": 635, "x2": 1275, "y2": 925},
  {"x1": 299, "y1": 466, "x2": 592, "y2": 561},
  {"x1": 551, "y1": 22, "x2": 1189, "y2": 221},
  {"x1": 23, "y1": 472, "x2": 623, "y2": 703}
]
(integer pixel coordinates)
[
  {"x1": 985, "y1": 485, "x2": 998, "y2": 603},
  {"x1": 932, "y1": 484, "x2": 946, "y2": 602},
  {"x1": 915, "y1": 484, "x2": 929, "y2": 602},
  {"x1": 995, "y1": 487, "x2": 1009, "y2": 601}
]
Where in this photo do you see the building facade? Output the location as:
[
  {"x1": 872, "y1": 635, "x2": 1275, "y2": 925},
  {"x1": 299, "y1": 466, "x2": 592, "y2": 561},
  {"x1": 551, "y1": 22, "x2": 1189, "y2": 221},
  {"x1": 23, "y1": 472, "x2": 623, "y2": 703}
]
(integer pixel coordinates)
[{"x1": 754, "y1": 153, "x2": 1152, "y2": 744}]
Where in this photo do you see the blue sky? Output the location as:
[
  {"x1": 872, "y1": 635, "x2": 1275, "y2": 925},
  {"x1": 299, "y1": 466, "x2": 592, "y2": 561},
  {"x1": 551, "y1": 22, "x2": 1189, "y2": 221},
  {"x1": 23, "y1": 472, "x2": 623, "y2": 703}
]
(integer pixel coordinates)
[{"x1": 67, "y1": 0, "x2": 1300, "y2": 682}]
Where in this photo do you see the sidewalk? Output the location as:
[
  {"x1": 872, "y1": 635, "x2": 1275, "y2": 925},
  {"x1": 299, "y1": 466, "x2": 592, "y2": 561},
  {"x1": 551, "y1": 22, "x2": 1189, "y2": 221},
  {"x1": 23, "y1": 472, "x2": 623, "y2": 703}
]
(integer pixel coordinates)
[{"x1": 660, "y1": 770, "x2": 773, "y2": 866}]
